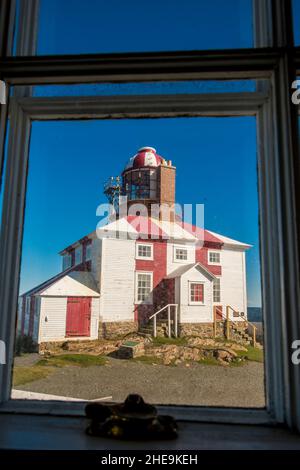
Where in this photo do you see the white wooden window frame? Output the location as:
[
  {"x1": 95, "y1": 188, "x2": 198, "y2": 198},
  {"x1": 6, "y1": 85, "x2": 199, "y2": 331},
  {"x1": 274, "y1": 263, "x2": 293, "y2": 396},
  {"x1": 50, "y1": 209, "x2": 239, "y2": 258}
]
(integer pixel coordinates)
[
  {"x1": 135, "y1": 271, "x2": 153, "y2": 304},
  {"x1": 173, "y1": 245, "x2": 189, "y2": 263},
  {"x1": 136, "y1": 243, "x2": 153, "y2": 260},
  {"x1": 208, "y1": 250, "x2": 221, "y2": 265},
  {"x1": 175, "y1": 247, "x2": 188, "y2": 262},
  {"x1": 213, "y1": 277, "x2": 221, "y2": 303},
  {"x1": 0, "y1": 0, "x2": 299, "y2": 438},
  {"x1": 189, "y1": 281, "x2": 205, "y2": 305}
]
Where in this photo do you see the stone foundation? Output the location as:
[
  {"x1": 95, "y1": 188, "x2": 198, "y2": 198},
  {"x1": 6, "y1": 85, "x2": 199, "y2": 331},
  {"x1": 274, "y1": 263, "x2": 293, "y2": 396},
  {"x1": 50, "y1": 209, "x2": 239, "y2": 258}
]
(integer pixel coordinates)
[
  {"x1": 180, "y1": 322, "x2": 225, "y2": 338},
  {"x1": 98, "y1": 321, "x2": 138, "y2": 339},
  {"x1": 179, "y1": 322, "x2": 249, "y2": 344}
]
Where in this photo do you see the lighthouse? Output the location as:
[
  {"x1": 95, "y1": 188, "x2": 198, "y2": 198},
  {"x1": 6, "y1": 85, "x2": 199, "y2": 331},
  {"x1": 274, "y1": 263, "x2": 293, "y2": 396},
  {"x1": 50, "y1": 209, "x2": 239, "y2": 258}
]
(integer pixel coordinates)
[{"x1": 104, "y1": 146, "x2": 176, "y2": 220}]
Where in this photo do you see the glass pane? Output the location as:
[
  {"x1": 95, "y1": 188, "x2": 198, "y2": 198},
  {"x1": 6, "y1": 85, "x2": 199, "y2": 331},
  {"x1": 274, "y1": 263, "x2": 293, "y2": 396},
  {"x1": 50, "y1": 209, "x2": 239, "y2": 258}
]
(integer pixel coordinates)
[
  {"x1": 12, "y1": 115, "x2": 264, "y2": 408},
  {"x1": 35, "y1": 0, "x2": 253, "y2": 55},
  {"x1": 33, "y1": 80, "x2": 256, "y2": 98},
  {"x1": 293, "y1": 0, "x2": 300, "y2": 45}
]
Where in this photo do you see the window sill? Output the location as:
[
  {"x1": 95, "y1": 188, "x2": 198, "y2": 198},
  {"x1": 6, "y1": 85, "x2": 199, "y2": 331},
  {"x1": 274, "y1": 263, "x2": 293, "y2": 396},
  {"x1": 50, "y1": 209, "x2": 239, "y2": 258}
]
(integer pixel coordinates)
[{"x1": 0, "y1": 412, "x2": 299, "y2": 450}]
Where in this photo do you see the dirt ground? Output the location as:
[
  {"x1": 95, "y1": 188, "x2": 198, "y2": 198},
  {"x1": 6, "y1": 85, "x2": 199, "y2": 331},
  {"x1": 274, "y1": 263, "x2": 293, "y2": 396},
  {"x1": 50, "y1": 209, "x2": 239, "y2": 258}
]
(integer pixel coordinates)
[{"x1": 13, "y1": 355, "x2": 265, "y2": 407}]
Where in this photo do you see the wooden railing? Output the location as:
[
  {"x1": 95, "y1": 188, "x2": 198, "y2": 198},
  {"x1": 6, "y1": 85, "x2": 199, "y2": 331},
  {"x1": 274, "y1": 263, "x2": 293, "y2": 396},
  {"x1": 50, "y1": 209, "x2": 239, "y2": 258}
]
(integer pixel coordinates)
[
  {"x1": 149, "y1": 304, "x2": 178, "y2": 338},
  {"x1": 213, "y1": 305, "x2": 257, "y2": 347}
]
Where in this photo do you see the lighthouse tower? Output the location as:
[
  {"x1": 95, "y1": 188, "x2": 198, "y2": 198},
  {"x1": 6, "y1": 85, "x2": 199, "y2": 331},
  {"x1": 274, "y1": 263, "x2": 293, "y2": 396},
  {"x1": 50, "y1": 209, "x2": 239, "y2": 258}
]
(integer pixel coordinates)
[{"x1": 105, "y1": 147, "x2": 176, "y2": 220}]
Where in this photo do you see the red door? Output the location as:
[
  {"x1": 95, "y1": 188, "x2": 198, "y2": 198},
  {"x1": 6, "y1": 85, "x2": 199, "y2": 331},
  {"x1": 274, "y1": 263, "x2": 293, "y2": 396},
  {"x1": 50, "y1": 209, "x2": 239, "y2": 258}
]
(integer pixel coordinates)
[
  {"x1": 66, "y1": 297, "x2": 91, "y2": 337},
  {"x1": 215, "y1": 305, "x2": 223, "y2": 320}
]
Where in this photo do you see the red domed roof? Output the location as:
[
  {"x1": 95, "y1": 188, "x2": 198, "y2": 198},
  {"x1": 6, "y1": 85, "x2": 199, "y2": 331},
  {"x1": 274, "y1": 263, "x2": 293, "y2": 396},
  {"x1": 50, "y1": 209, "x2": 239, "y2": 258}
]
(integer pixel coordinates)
[{"x1": 123, "y1": 147, "x2": 163, "y2": 172}]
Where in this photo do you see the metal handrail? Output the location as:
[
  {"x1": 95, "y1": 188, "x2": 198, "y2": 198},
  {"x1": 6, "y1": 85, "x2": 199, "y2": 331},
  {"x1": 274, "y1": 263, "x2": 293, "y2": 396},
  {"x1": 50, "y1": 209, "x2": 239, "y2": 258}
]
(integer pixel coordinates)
[
  {"x1": 226, "y1": 305, "x2": 257, "y2": 347},
  {"x1": 149, "y1": 303, "x2": 178, "y2": 338},
  {"x1": 149, "y1": 303, "x2": 177, "y2": 320}
]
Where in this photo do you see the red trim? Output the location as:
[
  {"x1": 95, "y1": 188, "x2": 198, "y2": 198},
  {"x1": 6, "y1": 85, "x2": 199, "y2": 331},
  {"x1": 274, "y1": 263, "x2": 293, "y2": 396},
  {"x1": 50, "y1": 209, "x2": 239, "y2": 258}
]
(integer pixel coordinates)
[
  {"x1": 215, "y1": 305, "x2": 223, "y2": 320},
  {"x1": 135, "y1": 240, "x2": 171, "y2": 325}
]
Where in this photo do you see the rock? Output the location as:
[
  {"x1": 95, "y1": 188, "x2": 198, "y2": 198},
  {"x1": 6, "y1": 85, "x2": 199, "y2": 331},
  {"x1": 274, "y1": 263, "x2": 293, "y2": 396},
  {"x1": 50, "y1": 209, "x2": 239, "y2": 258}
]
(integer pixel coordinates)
[
  {"x1": 214, "y1": 348, "x2": 237, "y2": 363},
  {"x1": 218, "y1": 359, "x2": 230, "y2": 366},
  {"x1": 228, "y1": 343, "x2": 248, "y2": 352}
]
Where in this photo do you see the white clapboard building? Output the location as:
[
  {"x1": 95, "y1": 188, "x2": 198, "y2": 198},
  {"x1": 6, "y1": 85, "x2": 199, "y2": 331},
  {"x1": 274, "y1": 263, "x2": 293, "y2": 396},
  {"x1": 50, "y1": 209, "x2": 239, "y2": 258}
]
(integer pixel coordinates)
[{"x1": 19, "y1": 147, "x2": 251, "y2": 345}]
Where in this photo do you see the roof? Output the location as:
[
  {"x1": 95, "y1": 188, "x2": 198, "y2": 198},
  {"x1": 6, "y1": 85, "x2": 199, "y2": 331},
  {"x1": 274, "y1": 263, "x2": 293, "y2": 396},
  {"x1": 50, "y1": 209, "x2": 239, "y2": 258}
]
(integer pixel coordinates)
[
  {"x1": 60, "y1": 218, "x2": 251, "y2": 252},
  {"x1": 123, "y1": 147, "x2": 163, "y2": 172},
  {"x1": 22, "y1": 270, "x2": 100, "y2": 297},
  {"x1": 21, "y1": 265, "x2": 77, "y2": 297},
  {"x1": 167, "y1": 262, "x2": 217, "y2": 280},
  {"x1": 178, "y1": 221, "x2": 223, "y2": 245},
  {"x1": 206, "y1": 230, "x2": 252, "y2": 249},
  {"x1": 97, "y1": 216, "x2": 198, "y2": 242},
  {"x1": 39, "y1": 271, "x2": 100, "y2": 297}
]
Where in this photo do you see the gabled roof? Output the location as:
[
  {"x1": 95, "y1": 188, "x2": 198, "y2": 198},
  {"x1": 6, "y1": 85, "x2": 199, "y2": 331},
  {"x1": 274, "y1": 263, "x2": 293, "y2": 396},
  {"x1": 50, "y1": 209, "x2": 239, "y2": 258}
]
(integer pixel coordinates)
[
  {"x1": 206, "y1": 230, "x2": 252, "y2": 249},
  {"x1": 177, "y1": 221, "x2": 223, "y2": 246},
  {"x1": 21, "y1": 265, "x2": 77, "y2": 297},
  {"x1": 21, "y1": 266, "x2": 99, "y2": 298},
  {"x1": 60, "y1": 217, "x2": 251, "y2": 252},
  {"x1": 167, "y1": 262, "x2": 217, "y2": 280},
  {"x1": 39, "y1": 271, "x2": 99, "y2": 297}
]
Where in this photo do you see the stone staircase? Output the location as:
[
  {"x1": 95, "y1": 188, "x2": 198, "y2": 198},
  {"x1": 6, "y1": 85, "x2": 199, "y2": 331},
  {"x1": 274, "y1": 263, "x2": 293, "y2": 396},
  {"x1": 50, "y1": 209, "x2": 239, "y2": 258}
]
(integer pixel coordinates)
[{"x1": 230, "y1": 323, "x2": 252, "y2": 345}]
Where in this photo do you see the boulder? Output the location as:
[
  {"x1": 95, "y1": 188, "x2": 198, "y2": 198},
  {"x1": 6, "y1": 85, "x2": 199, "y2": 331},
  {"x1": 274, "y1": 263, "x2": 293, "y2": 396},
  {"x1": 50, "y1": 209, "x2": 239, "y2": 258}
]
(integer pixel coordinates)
[{"x1": 214, "y1": 348, "x2": 237, "y2": 363}]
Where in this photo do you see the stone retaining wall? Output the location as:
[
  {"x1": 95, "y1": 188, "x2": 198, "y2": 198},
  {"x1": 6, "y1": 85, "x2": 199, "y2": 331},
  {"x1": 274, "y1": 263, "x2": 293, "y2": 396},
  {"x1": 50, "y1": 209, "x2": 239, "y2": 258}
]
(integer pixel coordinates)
[
  {"x1": 180, "y1": 322, "x2": 225, "y2": 338},
  {"x1": 179, "y1": 322, "x2": 249, "y2": 343},
  {"x1": 98, "y1": 321, "x2": 138, "y2": 339}
]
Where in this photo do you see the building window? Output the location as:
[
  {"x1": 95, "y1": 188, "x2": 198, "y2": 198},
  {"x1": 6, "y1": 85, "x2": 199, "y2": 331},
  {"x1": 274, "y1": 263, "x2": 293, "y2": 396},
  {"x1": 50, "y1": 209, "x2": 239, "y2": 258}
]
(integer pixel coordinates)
[
  {"x1": 213, "y1": 278, "x2": 221, "y2": 302},
  {"x1": 62, "y1": 253, "x2": 72, "y2": 270},
  {"x1": 189, "y1": 282, "x2": 204, "y2": 304},
  {"x1": 75, "y1": 245, "x2": 83, "y2": 265},
  {"x1": 175, "y1": 247, "x2": 188, "y2": 261},
  {"x1": 208, "y1": 251, "x2": 221, "y2": 264},
  {"x1": 85, "y1": 242, "x2": 92, "y2": 261},
  {"x1": 136, "y1": 243, "x2": 153, "y2": 260},
  {"x1": 135, "y1": 272, "x2": 153, "y2": 303}
]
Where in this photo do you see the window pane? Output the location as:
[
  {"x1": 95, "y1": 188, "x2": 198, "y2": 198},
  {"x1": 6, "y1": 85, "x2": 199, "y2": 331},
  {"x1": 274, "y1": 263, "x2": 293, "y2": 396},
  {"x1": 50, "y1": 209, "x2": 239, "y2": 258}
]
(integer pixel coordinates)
[
  {"x1": 293, "y1": 0, "x2": 300, "y2": 45},
  {"x1": 13, "y1": 115, "x2": 264, "y2": 408},
  {"x1": 34, "y1": 0, "x2": 253, "y2": 55}
]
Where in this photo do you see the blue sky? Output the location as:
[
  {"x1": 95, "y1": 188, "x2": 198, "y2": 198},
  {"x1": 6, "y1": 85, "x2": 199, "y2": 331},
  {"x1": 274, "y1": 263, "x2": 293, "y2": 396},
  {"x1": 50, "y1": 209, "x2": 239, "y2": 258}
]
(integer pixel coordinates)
[
  {"x1": 294, "y1": 0, "x2": 300, "y2": 45},
  {"x1": 37, "y1": 0, "x2": 253, "y2": 54},
  {"x1": 19, "y1": 117, "x2": 261, "y2": 307}
]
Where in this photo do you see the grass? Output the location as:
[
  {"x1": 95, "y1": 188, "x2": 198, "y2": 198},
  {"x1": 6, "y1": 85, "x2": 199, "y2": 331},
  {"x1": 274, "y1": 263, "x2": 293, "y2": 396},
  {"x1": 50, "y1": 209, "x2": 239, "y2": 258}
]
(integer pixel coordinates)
[
  {"x1": 13, "y1": 354, "x2": 108, "y2": 386},
  {"x1": 239, "y1": 346, "x2": 264, "y2": 363},
  {"x1": 13, "y1": 365, "x2": 53, "y2": 386},
  {"x1": 152, "y1": 336, "x2": 188, "y2": 346},
  {"x1": 36, "y1": 354, "x2": 107, "y2": 368}
]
